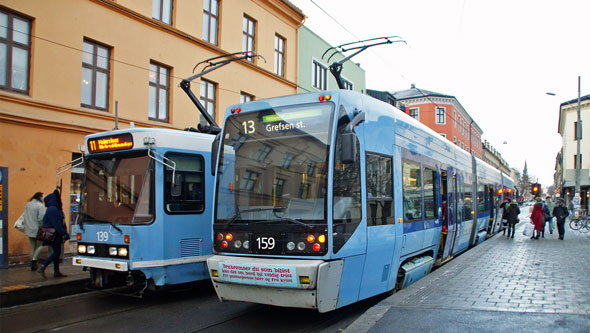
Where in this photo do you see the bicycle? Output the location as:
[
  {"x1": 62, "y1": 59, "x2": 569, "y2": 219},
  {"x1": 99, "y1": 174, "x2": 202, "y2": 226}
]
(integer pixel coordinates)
[{"x1": 569, "y1": 214, "x2": 590, "y2": 232}]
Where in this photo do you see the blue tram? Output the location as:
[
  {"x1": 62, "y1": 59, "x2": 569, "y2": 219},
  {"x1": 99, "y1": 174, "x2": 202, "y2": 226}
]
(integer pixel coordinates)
[
  {"x1": 72, "y1": 128, "x2": 215, "y2": 291},
  {"x1": 205, "y1": 89, "x2": 515, "y2": 312}
]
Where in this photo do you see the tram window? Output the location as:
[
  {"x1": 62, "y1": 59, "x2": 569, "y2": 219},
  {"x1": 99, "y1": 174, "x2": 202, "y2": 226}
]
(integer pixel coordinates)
[
  {"x1": 164, "y1": 153, "x2": 205, "y2": 214},
  {"x1": 366, "y1": 153, "x2": 394, "y2": 226},
  {"x1": 333, "y1": 116, "x2": 361, "y2": 253},
  {"x1": 402, "y1": 159, "x2": 423, "y2": 221},
  {"x1": 478, "y1": 183, "x2": 486, "y2": 213},
  {"x1": 423, "y1": 168, "x2": 438, "y2": 219}
]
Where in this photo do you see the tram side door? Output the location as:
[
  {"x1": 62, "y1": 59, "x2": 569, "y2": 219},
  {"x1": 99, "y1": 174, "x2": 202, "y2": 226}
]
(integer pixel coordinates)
[{"x1": 441, "y1": 170, "x2": 457, "y2": 260}]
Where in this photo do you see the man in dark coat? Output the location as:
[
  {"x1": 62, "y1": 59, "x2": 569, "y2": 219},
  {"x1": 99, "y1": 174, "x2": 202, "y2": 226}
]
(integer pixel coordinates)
[
  {"x1": 37, "y1": 189, "x2": 69, "y2": 279},
  {"x1": 505, "y1": 200, "x2": 520, "y2": 239},
  {"x1": 552, "y1": 198, "x2": 569, "y2": 240}
]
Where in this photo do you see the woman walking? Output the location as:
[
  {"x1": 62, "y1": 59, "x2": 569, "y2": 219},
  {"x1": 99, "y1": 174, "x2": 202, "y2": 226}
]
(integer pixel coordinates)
[
  {"x1": 530, "y1": 197, "x2": 544, "y2": 240},
  {"x1": 37, "y1": 190, "x2": 69, "y2": 279},
  {"x1": 22, "y1": 192, "x2": 45, "y2": 270}
]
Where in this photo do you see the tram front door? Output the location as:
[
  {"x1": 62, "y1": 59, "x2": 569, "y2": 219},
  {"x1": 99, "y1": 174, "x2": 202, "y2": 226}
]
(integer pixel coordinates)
[{"x1": 440, "y1": 170, "x2": 458, "y2": 262}]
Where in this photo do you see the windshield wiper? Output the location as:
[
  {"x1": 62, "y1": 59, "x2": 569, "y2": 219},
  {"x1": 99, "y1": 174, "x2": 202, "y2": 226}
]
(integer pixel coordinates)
[
  {"x1": 226, "y1": 207, "x2": 287, "y2": 226},
  {"x1": 254, "y1": 217, "x2": 313, "y2": 230}
]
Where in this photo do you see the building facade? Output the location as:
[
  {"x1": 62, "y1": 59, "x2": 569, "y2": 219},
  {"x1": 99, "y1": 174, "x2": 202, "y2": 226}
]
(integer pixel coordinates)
[
  {"x1": 368, "y1": 85, "x2": 483, "y2": 158},
  {"x1": 556, "y1": 94, "x2": 590, "y2": 211},
  {"x1": 0, "y1": 0, "x2": 304, "y2": 263},
  {"x1": 297, "y1": 25, "x2": 365, "y2": 94}
]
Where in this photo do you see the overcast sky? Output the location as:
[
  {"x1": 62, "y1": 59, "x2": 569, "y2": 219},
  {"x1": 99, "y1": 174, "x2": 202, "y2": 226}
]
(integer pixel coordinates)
[{"x1": 290, "y1": 0, "x2": 590, "y2": 187}]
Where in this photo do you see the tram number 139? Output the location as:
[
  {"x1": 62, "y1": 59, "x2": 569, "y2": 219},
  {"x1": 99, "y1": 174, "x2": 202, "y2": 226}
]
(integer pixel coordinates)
[{"x1": 256, "y1": 236, "x2": 275, "y2": 250}]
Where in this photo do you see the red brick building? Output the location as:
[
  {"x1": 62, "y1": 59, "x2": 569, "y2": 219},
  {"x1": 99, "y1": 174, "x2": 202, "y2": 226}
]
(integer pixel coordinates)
[{"x1": 368, "y1": 85, "x2": 483, "y2": 158}]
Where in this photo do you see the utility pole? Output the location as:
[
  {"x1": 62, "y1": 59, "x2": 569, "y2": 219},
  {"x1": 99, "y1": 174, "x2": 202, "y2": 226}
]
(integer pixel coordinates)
[{"x1": 575, "y1": 76, "x2": 582, "y2": 198}]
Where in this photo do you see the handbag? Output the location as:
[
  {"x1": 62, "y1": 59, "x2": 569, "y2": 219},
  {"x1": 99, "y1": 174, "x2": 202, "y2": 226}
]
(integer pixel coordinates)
[
  {"x1": 36, "y1": 226, "x2": 57, "y2": 242},
  {"x1": 13, "y1": 214, "x2": 25, "y2": 232}
]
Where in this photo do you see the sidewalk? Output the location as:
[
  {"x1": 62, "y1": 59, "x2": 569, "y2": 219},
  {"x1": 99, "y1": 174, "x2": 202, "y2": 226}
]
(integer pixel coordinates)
[
  {"x1": 0, "y1": 256, "x2": 89, "y2": 308},
  {"x1": 346, "y1": 218, "x2": 590, "y2": 332}
]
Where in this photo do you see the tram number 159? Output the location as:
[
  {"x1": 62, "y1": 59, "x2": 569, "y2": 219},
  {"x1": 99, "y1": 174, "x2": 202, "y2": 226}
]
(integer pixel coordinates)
[{"x1": 256, "y1": 236, "x2": 275, "y2": 250}]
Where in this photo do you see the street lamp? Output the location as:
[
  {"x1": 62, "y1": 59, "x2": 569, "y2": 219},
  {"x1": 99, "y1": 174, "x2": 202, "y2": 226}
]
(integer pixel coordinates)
[{"x1": 546, "y1": 76, "x2": 582, "y2": 203}]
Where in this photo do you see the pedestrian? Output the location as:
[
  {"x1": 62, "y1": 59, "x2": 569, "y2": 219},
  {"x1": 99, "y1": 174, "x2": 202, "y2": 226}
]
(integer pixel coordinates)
[
  {"x1": 541, "y1": 198, "x2": 551, "y2": 238},
  {"x1": 37, "y1": 189, "x2": 69, "y2": 279},
  {"x1": 552, "y1": 198, "x2": 569, "y2": 240},
  {"x1": 530, "y1": 197, "x2": 544, "y2": 240},
  {"x1": 22, "y1": 192, "x2": 46, "y2": 271},
  {"x1": 545, "y1": 196, "x2": 555, "y2": 235},
  {"x1": 506, "y1": 199, "x2": 520, "y2": 238},
  {"x1": 500, "y1": 198, "x2": 510, "y2": 235}
]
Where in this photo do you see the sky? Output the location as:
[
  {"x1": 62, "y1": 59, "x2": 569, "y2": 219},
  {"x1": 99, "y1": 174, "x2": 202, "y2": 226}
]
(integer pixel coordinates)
[{"x1": 289, "y1": 0, "x2": 590, "y2": 187}]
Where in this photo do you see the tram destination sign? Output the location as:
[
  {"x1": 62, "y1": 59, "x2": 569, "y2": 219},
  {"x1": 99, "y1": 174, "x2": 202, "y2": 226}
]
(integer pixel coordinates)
[{"x1": 87, "y1": 133, "x2": 134, "y2": 153}]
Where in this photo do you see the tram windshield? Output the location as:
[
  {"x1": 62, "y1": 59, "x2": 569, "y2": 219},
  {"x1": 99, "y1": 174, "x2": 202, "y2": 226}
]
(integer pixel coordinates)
[
  {"x1": 215, "y1": 103, "x2": 334, "y2": 226},
  {"x1": 80, "y1": 152, "x2": 154, "y2": 224}
]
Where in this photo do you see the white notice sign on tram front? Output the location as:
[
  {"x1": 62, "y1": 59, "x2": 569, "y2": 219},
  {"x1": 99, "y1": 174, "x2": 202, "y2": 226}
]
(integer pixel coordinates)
[{"x1": 218, "y1": 262, "x2": 298, "y2": 287}]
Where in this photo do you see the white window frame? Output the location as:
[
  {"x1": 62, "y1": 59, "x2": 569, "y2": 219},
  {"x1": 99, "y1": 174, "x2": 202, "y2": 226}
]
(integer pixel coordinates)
[{"x1": 435, "y1": 106, "x2": 446, "y2": 124}]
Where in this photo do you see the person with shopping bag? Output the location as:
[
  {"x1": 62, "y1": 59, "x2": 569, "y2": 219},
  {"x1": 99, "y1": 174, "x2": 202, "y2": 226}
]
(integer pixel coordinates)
[
  {"x1": 530, "y1": 197, "x2": 544, "y2": 240},
  {"x1": 37, "y1": 189, "x2": 69, "y2": 279}
]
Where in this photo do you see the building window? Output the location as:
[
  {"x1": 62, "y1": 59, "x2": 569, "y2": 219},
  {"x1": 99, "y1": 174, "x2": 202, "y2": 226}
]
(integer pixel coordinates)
[
  {"x1": 312, "y1": 59, "x2": 327, "y2": 90},
  {"x1": 440, "y1": 133, "x2": 446, "y2": 138},
  {"x1": 203, "y1": 0, "x2": 219, "y2": 45},
  {"x1": 409, "y1": 107, "x2": 419, "y2": 120},
  {"x1": 436, "y1": 106, "x2": 446, "y2": 124},
  {"x1": 281, "y1": 152, "x2": 295, "y2": 169},
  {"x1": 341, "y1": 78, "x2": 353, "y2": 90},
  {"x1": 274, "y1": 34, "x2": 285, "y2": 77},
  {"x1": 81, "y1": 39, "x2": 110, "y2": 110},
  {"x1": 240, "y1": 170, "x2": 259, "y2": 191},
  {"x1": 149, "y1": 62, "x2": 170, "y2": 122},
  {"x1": 0, "y1": 9, "x2": 31, "y2": 94},
  {"x1": 453, "y1": 136, "x2": 457, "y2": 144},
  {"x1": 200, "y1": 79, "x2": 216, "y2": 125},
  {"x1": 273, "y1": 178, "x2": 286, "y2": 197},
  {"x1": 153, "y1": 0, "x2": 172, "y2": 24},
  {"x1": 254, "y1": 145, "x2": 272, "y2": 162},
  {"x1": 453, "y1": 110, "x2": 456, "y2": 128},
  {"x1": 240, "y1": 92, "x2": 253, "y2": 103},
  {"x1": 242, "y1": 16, "x2": 255, "y2": 61}
]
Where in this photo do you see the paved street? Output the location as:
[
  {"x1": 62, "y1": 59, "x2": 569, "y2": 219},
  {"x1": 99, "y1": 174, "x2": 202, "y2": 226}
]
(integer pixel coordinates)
[{"x1": 347, "y1": 213, "x2": 590, "y2": 332}]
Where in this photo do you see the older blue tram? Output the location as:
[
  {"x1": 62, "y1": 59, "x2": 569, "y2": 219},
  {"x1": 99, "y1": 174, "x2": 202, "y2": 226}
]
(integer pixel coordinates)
[
  {"x1": 206, "y1": 89, "x2": 514, "y2": 312},
  {"x1": 72, "y1": 128, "x2": 215, "y2": 292}
]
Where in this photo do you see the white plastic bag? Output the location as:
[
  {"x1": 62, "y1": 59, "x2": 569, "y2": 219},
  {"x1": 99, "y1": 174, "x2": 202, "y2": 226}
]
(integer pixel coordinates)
[
  {"x1": 13, "y1": 214, "x2": 25, "y2": 232},
  {"x1": 523, "y1": 222, "x2": 534, "y2": 237}
]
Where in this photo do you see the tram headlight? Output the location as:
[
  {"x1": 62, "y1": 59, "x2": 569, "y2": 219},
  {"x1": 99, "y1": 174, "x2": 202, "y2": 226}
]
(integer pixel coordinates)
[
  {"x1": 87, "y1": 245, "x2": 96, "y2": 254},
  {"x1": 297, "y1": 242, "x2": 306, "y2": 251},
  {"x1": 286, "y1": 241, "x2": 295, "y2": 251},
  {"x1": 78, "y1": 244, "x2": 87, "y2": 254},
  {"x1": 118, "y1": 247, "x2": 128, "y2": 257},
  {"x1": 109, "y1": 247, "x2": 118, "y2": 256},
  {"x1": 243, "y1": 240, "x2": 250, "y2": 250},
  {"x1": 234, "y1": 240, "x2": 242, "y2": 249}
]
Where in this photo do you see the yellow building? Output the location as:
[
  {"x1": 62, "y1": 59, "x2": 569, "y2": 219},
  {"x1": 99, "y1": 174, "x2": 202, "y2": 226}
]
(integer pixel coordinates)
[{"x1": 0, "y1": 0, "x2": 304, "y2": 264}]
